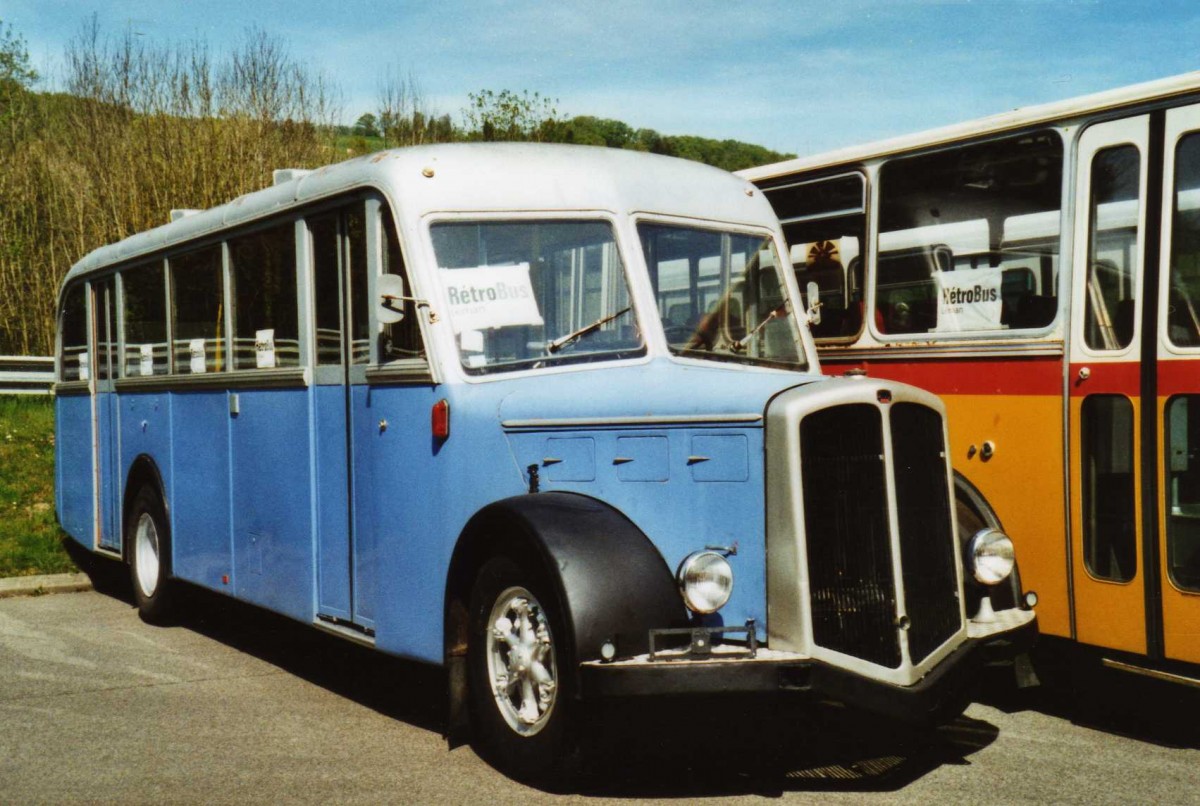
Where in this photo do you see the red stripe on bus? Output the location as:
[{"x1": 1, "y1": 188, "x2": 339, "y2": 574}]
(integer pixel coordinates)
[
  {"x1": 820, "y1": 355, "x2": 1062, "y2": 396},
  {"x1": 1158, "y1": 360, "x2": 1200, "y2": 393},
  {"x1": 1067, "y1": 361, "x2": 1140, "y2": 396}
]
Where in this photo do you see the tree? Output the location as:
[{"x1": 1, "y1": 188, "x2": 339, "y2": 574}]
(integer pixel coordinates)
[
  {"x1": 353, "y1": 112, "x2": 379, "y2": 138},
  {"x1": 462, "y1": 89, "x2": 562, "y2": 142},
  {"x1": 376, "y1": 69, "x2": 453, "y2": 147},
  {"x1": 0, "y1": 19, "x2": 36, "y2": 89},
  {"x1": 0, "y1": 19, "x2": 38, "y2": 145}
]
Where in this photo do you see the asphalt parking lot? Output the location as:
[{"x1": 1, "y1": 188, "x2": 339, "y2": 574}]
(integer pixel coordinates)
[{"x1": 2, "y1": 578, "x2": 1198, "y2": 804}]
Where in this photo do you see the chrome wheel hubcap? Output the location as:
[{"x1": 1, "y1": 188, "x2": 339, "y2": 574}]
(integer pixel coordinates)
[
  {"x1": 485, "y1": 586, "x2": 557, "y2": 735},
  {"x1": 134, "y1": 512, "x2": 160, "y2": 598}
]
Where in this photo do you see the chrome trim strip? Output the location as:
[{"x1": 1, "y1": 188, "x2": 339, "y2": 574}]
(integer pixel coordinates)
[
  {"x1": 501, "y1": 413, "x2": 763, "y2": 429},
  {"x1": 365, "y1": 361, "x2": 435, "y2": 385},
  {"x1": 819, "y1": 343, "x2": 1065, "y2": 361},
  {"x1": 113, "y1": 367, "x2": 309, "y2": 392},
  {"x1": 313, "y1": 618, "x2": 377, "y2": 648},
  {"x1": 54, "y1": 381, "x2": 90, "y2": 396},
  {"x1": 1102, "y1": 658, "x2": 1200, "y2": 689}
]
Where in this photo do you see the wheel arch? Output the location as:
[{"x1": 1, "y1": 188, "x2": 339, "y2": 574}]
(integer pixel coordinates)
[
  {"x1": 123, "y1": 454, "x2": 168, "y2": 564},
  {"x1": 953, "y1": 470, "x2": 1026, "y2": 611},
  {"x1": 444, "y1": 492, "x2": 684, "y2": 737}
]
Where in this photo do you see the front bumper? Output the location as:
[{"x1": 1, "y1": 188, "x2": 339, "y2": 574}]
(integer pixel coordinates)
[{"x1": 580, "y1": 608, "x2": 1036, "y2": 726}]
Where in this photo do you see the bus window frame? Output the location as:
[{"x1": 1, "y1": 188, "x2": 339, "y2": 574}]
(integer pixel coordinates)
[
  {"x1": 1070, "y1": 123, "x2": 1149, "y2": 363},
  {"x1": 418, "y1": 209, "x2": 655, "y2": 385},
  {"x1": 371, "y1": 195, "x2": 435, "y2": 380},
  {"x1": 56, "y1": 280, "x2": 92, "y2": 389},
  {"x1": 868, "y1": 128, "x2": 1068, "y2": 345},
  {"x1": 1160, "y1": 127, "x2": 1200, "y2": 357},
  {"x1": 117, "y1": 260, "x2": 172, "y2": 378},
  {"x1": 86, "y1": 190, "x2": 433, "y2": 393},
  {"x1": 634, "y1": 212, "x2": 810, "y2": 373},
  {"x1": 766, "y1": 170, "x2": 869, "y2": 346}
]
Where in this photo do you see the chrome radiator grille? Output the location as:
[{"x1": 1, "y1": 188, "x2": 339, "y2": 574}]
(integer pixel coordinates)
[
  {"x1": 799, "y1": 401, "x2": 961, "y2": 669},
  {"x1": 800, "y1": 405, "x2": 901, "y2": 667},
  {"x1": 890, "y1": 403, "x2": 961, "y2": 664}
]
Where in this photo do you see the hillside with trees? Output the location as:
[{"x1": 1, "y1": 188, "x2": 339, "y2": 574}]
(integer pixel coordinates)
[{"x1": 0, "y1": 20, "x2": 792, "y2": 356}]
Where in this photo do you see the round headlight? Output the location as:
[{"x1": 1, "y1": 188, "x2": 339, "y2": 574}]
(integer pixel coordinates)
[
  {"x1": 677, "y1": 551, "x2": 734, "y2": 614},
  {"x1": 969, "y1": 528, "x2": 1015, "y2": 586}
]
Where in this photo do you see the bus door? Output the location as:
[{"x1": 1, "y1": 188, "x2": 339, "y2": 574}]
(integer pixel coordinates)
[
  {"x1": 1157, "y1": 103, "x2": 1200, "y2": 665},
  {"x1": 310, "y1": 203, "x2": 370, "y2": 627},
  {"x1": 1068, "y1": 115, "x2": 1152, "y2": 655},
  {"x1": 91, "y1": 276, "x2": 121, "y2": 553}
]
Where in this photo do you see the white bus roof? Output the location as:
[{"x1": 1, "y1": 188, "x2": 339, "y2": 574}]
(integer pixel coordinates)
[
  {"x1": 741, "y1": 71, "x2": 1200, "y2": 183},
  {"x1": 65, "y1": 143, "x2": 773, "y2": 283}
]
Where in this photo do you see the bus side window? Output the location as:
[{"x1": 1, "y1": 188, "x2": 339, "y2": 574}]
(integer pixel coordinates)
[
  {"x1": 59, "y1": 283, "x2": 88, "y2": 382},
  {"x1": 229, "y1": 223, "x2": 300, "y2": 369},
  {"x1": 379, "y1": 204, "x2": 425, "y2": 363},
  {"x1": 1083, "y1": 145, "x2": 1140, "y2": 352},
  {"x1": 1081, "y1": 394, "x2": 1137, "y2": 583},
  {"x1": 765, "y1": 173, "x2": 866, "y2": 341},
  {"x1": 1168, "y1": 132, "x2": 1200, "y2": 348},
  {"x1": 170, "y1": 247, "x2": 225, "y2": 374},
  {"x1": 122, "y1": 263, "x2": 169, "y2": 376},
  {"x1": 310, "y1": 204, "x2": 371, "y2": 366},
  {"x1": 877, "y1": 130, "x2": 1063, "y2": 337},
  {"x1": 1167, "y1": 396, "x2": 1200, "y2": 592}
]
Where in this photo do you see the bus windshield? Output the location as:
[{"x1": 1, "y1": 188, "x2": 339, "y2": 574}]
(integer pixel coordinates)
[
  {"x1": 431, "y1": 219, "x2": 645, "y2": 374},
  {"x1": 638, "y1": 223, "x2": 805, "y2": 370}
]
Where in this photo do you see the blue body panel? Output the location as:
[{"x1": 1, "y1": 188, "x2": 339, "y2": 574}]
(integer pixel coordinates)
[
  {"x1": 360, "y1": 360, "x2": 817, "y2": 659},
  {"x1": 119, "y1": 391, "x2": 174, "y2": 536},
  {"x1": 230, "y1": 389, "x2": 314, "y2": 620},
  {"x1": 314, "y1": 383, "x2": 352, "y2": 620},
  {"x1": 57, "y1": 357, "x2": 823, "y2": 665},
  {"x1": 351, "y1": 382, "x2": 446, "y2": 654},
  {"x1": 96, "y1": 391, "x2": 120, "y2": 551},
  {"x1": 169, "y1": 392, "x2": 233, "y2": 590},
  {"x1": 55, "y1": 394, "x2": 94, "y2": 546}
]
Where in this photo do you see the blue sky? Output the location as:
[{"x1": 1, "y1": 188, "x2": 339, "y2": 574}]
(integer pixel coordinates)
[{"x1": 5, "y1": 1, "x2": 1198, "y2": 157}]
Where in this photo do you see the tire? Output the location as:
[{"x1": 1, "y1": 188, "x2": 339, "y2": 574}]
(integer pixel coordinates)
[
  {"x1": 126, "y1": 485, "x2": 176, "y2": 624},
  {"x1": 467, "y1": 554, "x2": 576, "y2": 783}
]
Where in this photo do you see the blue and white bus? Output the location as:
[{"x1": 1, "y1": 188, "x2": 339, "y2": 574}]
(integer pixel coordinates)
[{"x1": 55, "y1": 143, "x2": 1035, "y2": 780}]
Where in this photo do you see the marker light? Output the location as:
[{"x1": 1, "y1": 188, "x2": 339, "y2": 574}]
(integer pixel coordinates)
[
  {"x1": 968, "y1": 528, "x2": 1015, "y2": 586},
  {"x1": 677, "y1": 551, "x2": 734, "y2": 614},
  {"x1": 431, "y1": 399, "x2": 450, "y2": 440}
]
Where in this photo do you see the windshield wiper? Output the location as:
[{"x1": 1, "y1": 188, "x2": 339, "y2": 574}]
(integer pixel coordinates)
[
  {"x1": 546, "y1": 307, "x2": 632, "y2": 354},
  {"x1": 731, "y1": 303, "x2": 788, "y2": 353}
]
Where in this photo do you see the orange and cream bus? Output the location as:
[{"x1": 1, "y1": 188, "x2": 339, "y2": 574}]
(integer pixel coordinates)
[{"x1": 742, "y1": 73, "x2": 1200, "y2": 685}]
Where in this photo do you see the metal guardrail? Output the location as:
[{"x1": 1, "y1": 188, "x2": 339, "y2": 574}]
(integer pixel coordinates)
[{"x1": 0, "y1": 356, "x2": 54, "y2": 394}]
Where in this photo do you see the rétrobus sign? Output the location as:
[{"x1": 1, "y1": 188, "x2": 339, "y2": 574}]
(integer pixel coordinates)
[
  {"x1": 440, "y1": 263, "x2": 543, "y2": 333},
  {"x1": 935, "y1": 267, "x2": 1003, "y2": 331}
]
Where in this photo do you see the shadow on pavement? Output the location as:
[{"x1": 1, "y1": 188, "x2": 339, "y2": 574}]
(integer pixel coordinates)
[
  {"x1": 73, "y1": 541, "x2": 1000, "y2": 796},
  {"x1": 67, "y1": 541, "x2": 444, "y2": 734},
  {"x1": 575, "y1": 697, "x2": 997, "y2": 798},
  {"x1": 976, "y1": 646, "x2": 1200, "y2": 751}
]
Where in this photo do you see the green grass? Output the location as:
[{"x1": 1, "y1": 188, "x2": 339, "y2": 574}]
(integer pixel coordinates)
[{"x1": 0, "y1": 396, "x2": 75, "y2": 577}]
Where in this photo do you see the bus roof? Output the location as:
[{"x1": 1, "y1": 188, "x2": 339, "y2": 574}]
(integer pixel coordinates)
[
  {"x1": 740, "y1": 71, "x2": 1200, "y2": 183},
  {"x1": 65, "y1": 142, "x2": 772, "y2": 283}
]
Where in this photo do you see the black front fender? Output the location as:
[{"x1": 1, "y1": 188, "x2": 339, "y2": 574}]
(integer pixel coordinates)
[{"x1": 452, "y1": 492, "x2": 686, "y2": 665}]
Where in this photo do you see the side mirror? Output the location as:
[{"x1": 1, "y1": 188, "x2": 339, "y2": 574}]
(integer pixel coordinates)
[
  {"x1": 806, "y1": 281, "x2": 822, "y2": 326},
  {"x1": 378, "y1": 273, "x2": 406, "y2": 324}
]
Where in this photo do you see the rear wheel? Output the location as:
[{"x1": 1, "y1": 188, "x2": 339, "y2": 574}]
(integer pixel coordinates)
[
  {"x1": 468, "y1": 555, "x2": 576, "y2": 782},
  {"x1": 127, "y1": 485, "x2": 176, "y2": 624}
]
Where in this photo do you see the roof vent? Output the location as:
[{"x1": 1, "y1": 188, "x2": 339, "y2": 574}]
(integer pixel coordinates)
[
  {"x1": 273, "y1": 168, "x2": 312, "y2": 186},
  {"x1": 170, "y1": 209, "x2": 200, "y2": 222}
]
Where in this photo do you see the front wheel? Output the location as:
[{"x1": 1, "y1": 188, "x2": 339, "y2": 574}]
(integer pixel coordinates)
[
  {"x1": 468, "y1": 555, "x2": 576, "y2": 782},
  {"x1": 126, "y1": 485, "x2": 177, "y2": 624}
]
